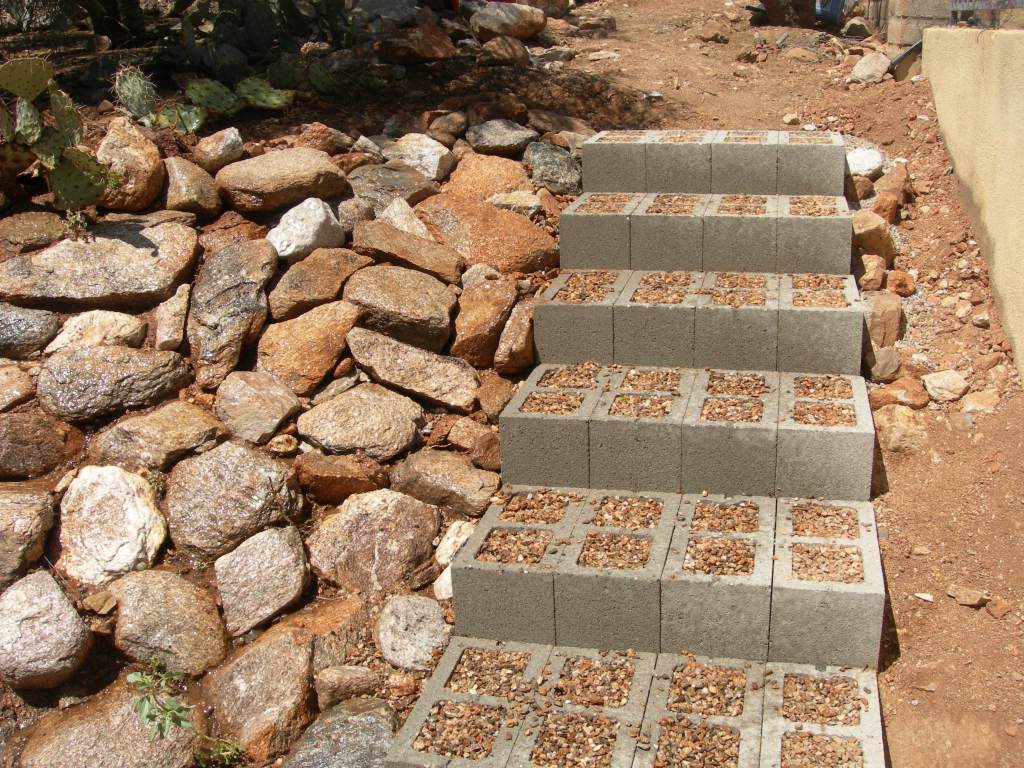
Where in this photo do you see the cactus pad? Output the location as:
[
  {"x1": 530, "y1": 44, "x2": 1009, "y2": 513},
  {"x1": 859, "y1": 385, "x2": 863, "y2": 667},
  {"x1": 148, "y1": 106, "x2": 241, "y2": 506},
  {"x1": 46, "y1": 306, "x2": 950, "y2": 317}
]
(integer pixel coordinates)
[
  {"x1": 113, "y1": 67, "x2": 157, "y2": 124},
  {"x1": 0, "y1": 58, "x2": 54, "y2": 101},
  {"x1": 155, "y1": 104, "x2": 207, "y2": 133},
  {"x1": 31, "y1": 127, "x2": 65, "y2": 169},
  {"x1": 186, "y1": 78, "x2": 242, "y2": 115},
  {"x1": 235, "y1": 77, "x2": 293, "y2": 110},
  {"x1": 0, "y1": 143, "x2": 35, "y2": 176},
  {"x1": 306, "y1": 61, "x2": 338, "y2": 95},
  {"x1": 48, "y1": 147, "x2": 107, "y2": 211},
  {"x1": 48, "y1": 88, "x2": 82, "y2": 147},
  {"x1": 0, "y1": 103, "x2": 12, "y2": 142},
  {"x1": 14, "y1": 99, "x2": 43, "y2": 145}
]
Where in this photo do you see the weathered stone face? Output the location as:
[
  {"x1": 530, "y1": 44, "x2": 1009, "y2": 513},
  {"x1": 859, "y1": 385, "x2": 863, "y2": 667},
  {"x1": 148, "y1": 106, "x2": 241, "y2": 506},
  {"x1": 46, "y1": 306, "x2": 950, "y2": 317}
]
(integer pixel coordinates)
[
  {"x1": 0, "y1": 490, "x2": 53, "y2": 590},
  {"x1": 89, "y1": 401, "x2": 224, "y2": 471},
  {"x1": 215, "y1": 148, "x2": 349, "y2": 213}
]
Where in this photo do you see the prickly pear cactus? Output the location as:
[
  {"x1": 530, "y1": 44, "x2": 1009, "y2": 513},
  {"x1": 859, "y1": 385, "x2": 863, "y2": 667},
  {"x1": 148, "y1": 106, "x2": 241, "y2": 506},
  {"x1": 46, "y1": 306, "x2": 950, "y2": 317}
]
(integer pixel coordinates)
[
  {"x1": 0, "y1": 58, "x2": 54, "y2": 100},
  {"x1": 306, "y1": 61, "x2": 338, "y2": 96},
  {"x1": 235, "y1": 77, "x2": 293, "y2": 110},
  {"x1": 48, "y1": 148, "x2": 108, "y2": 211},
  {"x1": 48, "y1": 87, "x2": 82, "y2": 146},
  {"x1": 13, "y1": 99, "x2": 43, "y2": 145},
  {"x1": 186, "y1": 78, "x2": 242, "y2": 115},
  {"x1": 0, "y1": 143, "x2": 35, "y2": 176},
  {"x1": 0, "y1": 103, "x2": 13, "y2": 142},
  {"x1": 155, "y1": 105, "x2": 207, "y2": 133},
  {"x1": 113, "y1": 67, "x2": 157, "y2": 125}
]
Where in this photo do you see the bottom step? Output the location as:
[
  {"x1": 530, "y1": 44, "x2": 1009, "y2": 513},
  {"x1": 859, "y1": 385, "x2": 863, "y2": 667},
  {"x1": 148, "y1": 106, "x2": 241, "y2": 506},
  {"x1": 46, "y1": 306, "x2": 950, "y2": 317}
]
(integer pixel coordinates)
[{"x1": 387, "y1": 637, "x2": 884, "y2": 768}]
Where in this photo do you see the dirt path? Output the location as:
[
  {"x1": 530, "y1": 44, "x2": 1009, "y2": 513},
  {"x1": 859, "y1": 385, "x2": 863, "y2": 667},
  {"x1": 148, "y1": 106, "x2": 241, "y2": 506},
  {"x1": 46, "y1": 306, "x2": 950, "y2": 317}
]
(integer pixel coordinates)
[{"x1": 568, "y1": 1, "x2": 1024, "y2": 765}]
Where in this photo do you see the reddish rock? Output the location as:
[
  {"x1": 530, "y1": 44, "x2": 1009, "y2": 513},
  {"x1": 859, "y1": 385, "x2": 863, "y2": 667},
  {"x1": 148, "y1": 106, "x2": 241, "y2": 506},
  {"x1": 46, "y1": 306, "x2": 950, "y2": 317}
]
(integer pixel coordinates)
[
  {"x1": 863, "y1": 290, "x2": 903, "y2": 349},
  {"x1": 269, "y1": 248, "x2": 371, "y2": 321},
  {"x1": 352, "y1": 220, "x2": 463, "y2": 284},
  {"x1": 97, "y1": 118, "x2": 165, "y2": 212},
  {"x1": 198, "y1": 211, "x2": 268, "y2": 253},
  {"x1": 494, "y1": 298, "x2": 535, "y2": 374},
  {"x1": 878, "y1": 377, "x2": 929, "y2": 410},
  {"x1": 445, "y1": 153, "x2": 532, "y2": 201},
  {"x1": 886, "y1": 269, "x2": 916, "y2": 297},
  {"x1": 377, "y1": 23, "x2": 458, "y2": 63},
  {"x1": 334, "y1": 152, "x2": 378, "y2": 175},
  {"x1": 294, "y1": 451, "x2": 389, "y2": 504},
  {"x1": 856, "y1": 254, "x2": 886, "y2": 291},
  {"x1": 295, "y1": 122, "x2": 352, "y2": 155},
  {"x1": 845, "y1": 174, "x2": 874, "y2": 201},
  {"x1": 477, "y1": 371, "x2": 516, "y2": 422},
  {"x1": 451, "y1": 278, "x2": 519, "y2": 367},
  {"x1": 215, "y1": 148, "x2": 348, "y2": 213},
  {"x1": 389, "y1": 448, "x2": 499, "y2": 516},
  {"x1": 874, "y1": 164, "x2": 914, "y2": 204},
  {"x1": 852, "y1": 209, "x2": 897, "y2": 264},
  {"x1": 872, "y1": 189, "x2": 901, "y2": 224}
]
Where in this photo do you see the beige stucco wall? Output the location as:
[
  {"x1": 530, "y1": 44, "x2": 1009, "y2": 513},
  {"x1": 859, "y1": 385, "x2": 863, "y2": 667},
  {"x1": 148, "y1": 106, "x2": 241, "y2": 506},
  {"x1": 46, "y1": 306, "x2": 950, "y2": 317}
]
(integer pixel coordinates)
[{"x1": 923, "y1": 28, "x2": 1024, "y2": 372}]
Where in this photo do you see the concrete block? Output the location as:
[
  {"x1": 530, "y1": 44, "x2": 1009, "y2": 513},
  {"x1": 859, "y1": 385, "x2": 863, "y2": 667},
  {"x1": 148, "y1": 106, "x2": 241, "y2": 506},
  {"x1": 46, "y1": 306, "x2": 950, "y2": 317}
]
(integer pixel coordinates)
[
  {"x1": 533, "y1": 270, "x2": 630, "y2": 364},
  {"x1": 679, "y1": 369, "x2": 780, "y2": 496},
  {"x1": 560, "y1": 193, "x2": 645, "y2": 270},
  {"x1": 692, "y1": 273, "x2": 780, "y2": 371},
  {"x1": 776, "y1": 132, "x2": 846, "y2": 196},
  {"x1": 702, "y1": 195, "x2": 779, "y2": 273},
  {"x1": 660, "y1": 499, "x2": 774, "y2": 660},
  {"x1": 710, "y1": 130, "x2": 780, "y2": 195},
  {"x1": 452, "y1": 500, "x2": 580, "y2": 645},
  {"x1": 499, "y1": 365, "x2": 604, "y2": 488},
  {"x1": 775, "y1": 373, "x2": 874, "y2": 501},
  {"x1": 769, "y1": 499, "x2": 885, "y2": 668},
  {"x1": 634, "y1": 652, "x2": 765, "y2": 768},
  {"x1": 612, "y1": 271, "x2": 702, "y2": 367},
  {"x1": 553, "y1": 493, "x2": 678, "y2": 651},
  {"x1": 629, "y1": 194, "x2": 708, "y2": 271},
  {"x1": 776, "y1": 195, "x2": 853, "y2": 275},
  {"x1": 760, "y1": 663, "x2": 885, "y2": 768},
  {"x1": 582, "y1": 130, "x2": 657, "y2": 193},
  {"x1": 589, "y1": 372, "x2": 695, "y2": 493},
  {"x1": 644, "y1": 129, "x2": 717, "y2": 193},
  {"x1": 777, "y1": 274, "x2": 864, "y2": 374}
]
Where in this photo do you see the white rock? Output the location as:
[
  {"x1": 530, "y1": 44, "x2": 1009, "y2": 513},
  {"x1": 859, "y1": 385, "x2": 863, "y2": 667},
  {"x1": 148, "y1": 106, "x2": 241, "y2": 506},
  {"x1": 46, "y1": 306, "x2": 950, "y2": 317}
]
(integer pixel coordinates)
[
  {"x1": 435, "y1": 520, "x2": 476, "y2": 566},
  {"x1": 383, "y1": 133, "x2": 457, "y2": 182},
  {"x1": 846, "y1": 146, "x2": 884, "y2": 179},
  {"x1": 374, "y1": 595, "x2": 450, "y2": 671},
  {"x1": 781, "y1": 113, "x2": 799, "y2": 125},
  {"x1": 154, "y1": 284, "x2": 190, "y2": 351},
  {"x1": 192, "y1": 127, "x2": 244, "y2": 173},
  {"x1": 432, "y1": 565, "x2": 453, "y2": 600},
  {"x1": 44, "y1": 310, "x2": 147, "y2": 354},
  {"x1": 56, "y1": 466, "x2": 167, "y2": 587},
  {"x1": 486, "y1": 190, "x2": 542, "y2": 217},
  {"x1": 267, "y1": 198, "x2": 346, "y2": 261},
  {"x1": 461, "y1": 263, "x2": 502, "y2": 289},
  {"x1": 378, "y1": 197, "x2": 432, "y2": 240},
  {"x1": 922, "y1": 370, "x2": 970, "y2": 403},
  {"x1": 849, "y1": 51, "x2": 891, "y2": 84},
  {"x1": 960, "y1": 389, "x2": 999, "y2": 414}
]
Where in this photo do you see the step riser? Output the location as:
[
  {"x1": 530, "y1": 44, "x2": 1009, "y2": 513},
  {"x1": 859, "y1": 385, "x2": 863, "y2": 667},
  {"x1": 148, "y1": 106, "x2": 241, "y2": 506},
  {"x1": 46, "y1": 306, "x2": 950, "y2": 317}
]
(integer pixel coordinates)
[
  {"x1": 560, "y1": 193, "x2": 853, "y2": 275},
  {"x1": 581, "y1": 129, "x2": 847, "y2": 196},
  {"x1": 534, "y1": 271, "x2": 865, "y2": 375},
  {"x1": 451, "y1": 487, "x2": 884, "y2": 666},
  {"x1": 501, "y1": 365, "x2": 874, "y2": 500}
]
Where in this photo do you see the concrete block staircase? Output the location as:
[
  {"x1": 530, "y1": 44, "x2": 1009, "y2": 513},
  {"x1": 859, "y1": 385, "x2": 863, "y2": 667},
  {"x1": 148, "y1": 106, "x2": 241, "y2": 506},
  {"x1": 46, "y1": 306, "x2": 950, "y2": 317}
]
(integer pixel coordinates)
[{"x1": 386, "y1": 132, "x2": 886, "y2": 768}]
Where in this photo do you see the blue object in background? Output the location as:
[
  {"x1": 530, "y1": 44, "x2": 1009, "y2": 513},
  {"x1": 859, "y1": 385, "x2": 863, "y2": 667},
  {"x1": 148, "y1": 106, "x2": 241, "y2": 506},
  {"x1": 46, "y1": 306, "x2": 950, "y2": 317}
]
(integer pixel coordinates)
[{"x1": 817, "y1": 0, "x2": 845, "y2": 23}]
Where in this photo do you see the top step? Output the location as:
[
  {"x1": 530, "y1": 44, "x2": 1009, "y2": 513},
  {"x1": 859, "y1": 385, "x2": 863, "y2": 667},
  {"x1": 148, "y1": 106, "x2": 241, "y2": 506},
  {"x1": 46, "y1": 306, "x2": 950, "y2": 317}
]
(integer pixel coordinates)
[{"x1": 582, "y1": 129, "x2": 846, "y2": 197}]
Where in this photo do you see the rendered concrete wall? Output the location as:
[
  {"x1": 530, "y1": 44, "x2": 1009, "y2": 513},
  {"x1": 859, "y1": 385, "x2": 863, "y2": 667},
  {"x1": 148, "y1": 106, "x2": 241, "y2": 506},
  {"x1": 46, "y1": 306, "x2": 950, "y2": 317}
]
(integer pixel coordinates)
[{"x1": 924, "y1": 28, "x2": 1024, "y2": 375}]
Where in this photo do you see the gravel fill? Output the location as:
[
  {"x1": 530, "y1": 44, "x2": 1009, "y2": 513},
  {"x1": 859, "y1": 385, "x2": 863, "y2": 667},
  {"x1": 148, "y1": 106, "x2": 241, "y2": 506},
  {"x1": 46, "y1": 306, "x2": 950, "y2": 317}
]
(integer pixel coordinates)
[
  {"x1": 414, "y1": 700, "x2": 507, "y2": 759},
  {"x1": 530, "y1": 712, "x2": 619, "y2": 768},
  {"x1": 654, "y1": 719, "x2": 741, "y2": 768},
  {"x1": 790, "y1": 502, "x2": 859, "y2": 539},
  {"x1": 701, "y1": 397, "x2": 765, "y2": 423},
  {"x1": 793, "y1": 375, "x2": 853, "y2": 400},
  {"x1": 707, "y1": 370, "x2": 770, "y2": 396},
  {"x1": 631, "y1": 271, "x2": 693, "y2": 304},
  {"x1": 448, "y1": 647, "x2": 531, "y2": 698},
  {"x1": 692, "y1": 500, "x2": 761, "y2": 533},
  {"x1": 551, "y1": 655, "x2": 635, "y2": 708},
  {"x1": 792, "y1": 543, "x2": 865, "y2": 583},
  {"x1": 521, "y1": 391, "x2": 584, "y2": 415},
  {"x1": 476, "y1": 528, "x2": 552, "y2": 564},
  {"x1": 539, "y1": 361, "x2": 602, "y2": 389},
  {"x1": 622, "y1": 367, "x2": 683, "y2": 393},
  {"x1": 589, "y1": 495, "x2": 663, "y2": 530},
  {"x1": 578, "y1": 532, "x2": 652, "y2": 570},
  {"x1": 792, "y1": 401, "x2": 856, "y2": 426},
  {"x1": 667, "y1": 655, "x2": 747, "y2": 716},
  {"x1": 555, "y1": 271, "x2": 619, "y2": 303},
  {"x1": 501, "y1": 490, "x2": 581, "y2": 524},
  {"x1": 782, "y1": 673, "x2": 865, "y2": 726},
  {"x1": 609, "y1": 394, "x2": 674, "y2": 418},
  {"x1": 780, "y1": 731, "x2": 865, "y2": 767},
  {"x1": 683, "y1": 536, "x2": 756, "y2": 576}
]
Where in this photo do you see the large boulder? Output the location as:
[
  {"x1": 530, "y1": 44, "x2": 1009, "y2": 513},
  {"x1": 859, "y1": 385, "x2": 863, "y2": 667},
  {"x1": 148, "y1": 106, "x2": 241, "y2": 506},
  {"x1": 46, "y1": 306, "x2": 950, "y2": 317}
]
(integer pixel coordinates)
[
  {"x1": 352, "y1": 220, "x2": 464, "y2": 284},
  {"x1": 415, "y1": 193, "x2": 558, "y2": 273},
  {"x1": 307, "y1": 489, "x2": 439, "y2": 597},
  {"x1": 56, "y1": 465, "x2": 166, "y2": 587},
  {"x1": 165, "y1": 441, "x2": 301, "y2": 558},
  {"x1": 214, "y1": 526, "x2": 309, "y2": 636},
  {"x1": 450, "y1": 277, "x2": 519, "y2": 367},
  {"x1": 108, "y1": 569, "x2": 228, "y2": 675},
  {"x1": 97, "y1": 117, "x2": 165, "y2": 211},
  {"x1": 0, "y1": 490, "x2": 54, "y2": 590},
  {"x1": 470, "y1": 2, "x2": 546, "y2": 41},
  {"x1": 465, "y1": 119, "x2": 539, "y2": 156},
  {"x1": 17, "y1": 677, "x2": 201, "y2": 768},
  {"x1": 383, "y1": 133, "x2": 457, "y2": 182},
  {"x1": 0, "y1": 571, "x2": 91, "y2": 688},
  {"x1": 446, "y1": 153, "x2": 532, "y2": 201},
  {"x1": 269, "y1": 248, "x2": 372, "y2": 320},
  {"x1": 374, "y1": 595, "x2": 450, "y2": 671},
  {"x1": 282, "y1": 698, "x2": 395, "y2": 768},
  {"x1": 267, "y1": 198, "x2": 347, "y2": 262},
  {"x1": 0, "y1": 411, "x2": 70, "y2": 479},
  {"x1": 347, "y1": 161, "x2": 439, "y2": 214},
  {"x1": 164, "y1": 156, "x2": 221, "y2": 219},
  {"x1": 89, "y1": 400, "x2": 224, "y2": 471},
  {"x1": 390, "y1": 448, "x2": 499, "y2": 516},
  {"x1": 43, "y1": 310, "x2": 146, "y2": 354},
  {"x1": 0, "y1": 219, "x2": 197, "y2": 309},
  {"x1": 342, "y1": 265, "x2": 455, "y2": 350},
  {"x1": 215, "y1": 371, "x2": 301, "y2": 444},
  {"x1": 0, "y1": 303, "x2": 59, "y2": 358},
  {"x1": 296, "y1": 383, "x2": 423, "y2": 461},
  {"x1": 37, "y1": 346, "x2": 190, "y2": 422},
  {"x1": 215, "y1": 147, "x2": 348, "y2": 213},
  {"x1": 480, "y1": 34, "x2": 532, "y2": 67},
  {"x1": 523, "y1": 140, "x2": 582, "y2": 195},
  {"x1": 187, "y1": 239, "x2": 277, "y2": 389},
  {"x1": 257, "y1": 301, "x2": 362, "y2": 396},
  {"x1": 202, "y1": 627, "x2": 316, "y2": 762},
  {"x1": 347, "y1": 327, "x2": 479, "y2": 412}
]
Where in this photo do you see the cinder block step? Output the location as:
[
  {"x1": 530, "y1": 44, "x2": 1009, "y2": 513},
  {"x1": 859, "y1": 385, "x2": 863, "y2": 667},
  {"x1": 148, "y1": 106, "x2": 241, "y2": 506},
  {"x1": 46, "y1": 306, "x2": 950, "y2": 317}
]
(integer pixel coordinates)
[
  {"x1": 560, "y1": 193, "x2": 853, "y2": 275},
  {"x1": 501, "y1": 365, "x2": 874, "y2": 499},
  {"x1": 581, "y1": 129, "x2": 847, "y2": 196},
  {"x1": 386, "y1": 638, "x2": 884, "y2": 768},
  {"x1": 451, "y1": 486, "x2": 884, "y2": 661},
  {"x1": 534, "y1": 271, "x2": 864, "y2": 375}
]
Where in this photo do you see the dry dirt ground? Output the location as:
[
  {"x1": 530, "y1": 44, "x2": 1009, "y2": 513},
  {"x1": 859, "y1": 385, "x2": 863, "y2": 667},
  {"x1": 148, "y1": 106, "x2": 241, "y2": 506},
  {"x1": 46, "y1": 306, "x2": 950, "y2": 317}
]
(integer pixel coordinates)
[{"x1": 570, "y1": 1, "x2": 1023, "y2": 765}]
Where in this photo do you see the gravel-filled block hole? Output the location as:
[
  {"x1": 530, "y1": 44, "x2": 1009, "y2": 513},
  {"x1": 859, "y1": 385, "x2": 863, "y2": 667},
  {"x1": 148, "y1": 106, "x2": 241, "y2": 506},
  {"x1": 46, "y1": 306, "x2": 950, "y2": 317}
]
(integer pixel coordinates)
[
  {"x1": 578, "y1": 532, "x2": 652, "y2": 569},
  {"x1": 621, "y1": 367, "x2": 683, "y2": 393},
  {"x1": 521, "y1": 391, "x2": 585, "y2": 415},
  {"x1": 790, "y1": 502, "x2": 859, "y2": 539},
  {"x1": 551, "y1": 655, "x2": 635, "y2": 708},
  {"x1": 667, "y1": 655, "x2": 747, "y2": 716},
  {"x1": 538, "y1": 361, "x2": 602, "y2": 389},
  {"x1": 715, "y1": 273, "x2": 769, "y2": 289},
  {"x1": 692, "y1": 500, "x2": 760, "y2": 533},
  {"x1": 476, "y1": 528, "x2": 552, "y2": 564},
  {"x1": 793, "y1": 375, "x2": 853, "y2": 400},
  {"x1": 646, "y1": 194, "x2": 703, "y2": 214},
  {"x1": 701, "y1": 397, "x2": 765, "y2": 423},
  {"x1": 791, "y1": 274, "x2": 846, "y2": 290},
  {"x1": 590, "y1": 495, "x2": 663, "y2": 530},
  {"x1": 659, "y1": 130, "x2": 709, "y2": 144},
  {"x1": 501, "y1": 490, "x2": 581, "y2": 524},
  {"x1": 724, "y1": 131, "x2": 769, "y2": 144},
  {"x1": 530, "y1": 712, "x2": 619, "y2": 768},
  {"x1": 793, "y1": 401, "x2": 856, "y2": 426},
  {"x1": 683, "y1": 537, "x2": 756, "y2": 576},
  {"x1": 631, "y1": 272, "x2": 694, "y2": 304},
  {"x1": 782, "y1": 673, "x2": 865, "y2": 726},
  {"x1": 711, "y1": 289, "x2": 767, "y2": 307},
  {"x1": 609, "y1": 394, "x2": 674, "y2": 418},
  {"x1": 786, "y1": 132, "x2": 834, "y2": 145},
  {"x1": 576, "y1": 194, "x2": 637, "y2": 214},
  {"x1": 447, "y1": 648, "x2": 532, "y2": 698},
  {"x1": 792, "y1": 290, "x2": 849, "y2": 308},
  {"x1": 792, "y1": 544, "x2": 865, "y2": 583},
  {"x1": 413, "y1": 700, "x2": 508, "y2": 760},
  {"x1": 554, "y1": 271, "x2": 620, "y2": 303},
  {"x1": 654, "y1": 718, "x2": 741, "y2": 768},
  {"x1": 780, "y1": 732, "x2": 864, "y2": 768},
  {"x1": 707, "y1": 370, "x2": 770, "y2": 396},
  {"x1": 596, "y1": 132, "x2": 646, "y2": 143},
  {"x1": 789, "y1": 196, "x2": 840, "y2": 216}
]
